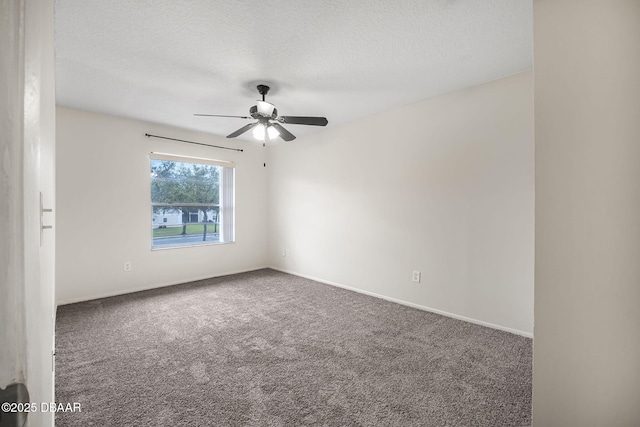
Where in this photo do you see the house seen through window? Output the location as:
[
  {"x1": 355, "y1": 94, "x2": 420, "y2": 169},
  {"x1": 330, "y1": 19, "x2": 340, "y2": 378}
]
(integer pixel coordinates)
[{"x1": 150, "y1": 153, "x2": 235, "y2": 249}]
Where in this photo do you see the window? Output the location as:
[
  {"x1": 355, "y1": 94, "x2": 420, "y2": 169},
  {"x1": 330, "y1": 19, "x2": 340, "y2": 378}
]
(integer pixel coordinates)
[{"x1": 150, "y1": 153, "x2": 235, "y2": 249}]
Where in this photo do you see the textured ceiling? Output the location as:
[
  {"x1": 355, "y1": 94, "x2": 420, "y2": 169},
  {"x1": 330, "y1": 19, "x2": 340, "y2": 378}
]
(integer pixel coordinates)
[{"x1": 54, "y1": 0, "x2": 532, "y2": 142}]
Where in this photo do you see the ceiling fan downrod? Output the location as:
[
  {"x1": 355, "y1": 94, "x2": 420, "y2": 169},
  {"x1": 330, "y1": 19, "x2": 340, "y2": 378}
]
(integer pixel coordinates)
[{"x1": 256, "y1": 84, "x2": 270, "y2": 102}]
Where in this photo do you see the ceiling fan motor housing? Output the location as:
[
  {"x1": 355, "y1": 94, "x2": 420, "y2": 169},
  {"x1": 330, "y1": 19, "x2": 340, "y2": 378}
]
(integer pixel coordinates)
[{"x1": 250, "y1": 105, "x2": 278, "y2": 119}]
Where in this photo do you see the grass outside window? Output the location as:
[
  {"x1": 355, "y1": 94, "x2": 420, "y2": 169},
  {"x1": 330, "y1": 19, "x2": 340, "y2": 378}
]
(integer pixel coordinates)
[{"x1": 153, "y1": 224, "x2": 219, "y2": 238}]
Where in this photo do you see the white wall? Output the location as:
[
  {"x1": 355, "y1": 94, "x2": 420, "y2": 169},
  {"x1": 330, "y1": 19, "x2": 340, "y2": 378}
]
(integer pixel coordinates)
[
  {"x1": 0, "y1": 0, "x2": 56, "y2": 426},
  {"x1": 56, "y1": 107, "x2": 268, "y2": 304},
  {"x1": 268, "y1": 72, "x2": 534, "y2": 336},
  {"x1": 533, "y1": 1, "x2": 640, "y2": 425}
]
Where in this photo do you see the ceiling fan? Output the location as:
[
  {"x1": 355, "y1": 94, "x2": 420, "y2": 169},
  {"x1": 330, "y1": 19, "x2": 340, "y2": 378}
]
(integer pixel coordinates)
[{"x1": 195, "y1": 84, "x2": 328, "y2": 143}]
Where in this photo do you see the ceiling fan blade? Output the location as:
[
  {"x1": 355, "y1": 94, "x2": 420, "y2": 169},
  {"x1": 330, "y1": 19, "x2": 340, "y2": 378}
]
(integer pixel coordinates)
[
  {"x1": 227, "y1": 122, "x2": 258, "y2": 138},
  {"x1": 195, "y1": 114, "x2": 251, "y2": 119},
  {"x1": 272, "y1": 123, "x2": 296, "y2": 141},
  {"x1": 279, "y1": 116, "x2": 328, "y2": 126}
]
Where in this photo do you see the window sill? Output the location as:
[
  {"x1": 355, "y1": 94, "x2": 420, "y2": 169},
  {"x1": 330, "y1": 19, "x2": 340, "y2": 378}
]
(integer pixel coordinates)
[{"x1": 151, "y1": 241, "x2": 235, "y2": 251}]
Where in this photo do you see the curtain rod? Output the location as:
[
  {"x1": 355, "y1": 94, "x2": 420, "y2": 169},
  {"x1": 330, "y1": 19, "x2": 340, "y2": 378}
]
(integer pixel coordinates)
[{"x1": 145, "y1": 133, "x2": 244, "y2": 152}]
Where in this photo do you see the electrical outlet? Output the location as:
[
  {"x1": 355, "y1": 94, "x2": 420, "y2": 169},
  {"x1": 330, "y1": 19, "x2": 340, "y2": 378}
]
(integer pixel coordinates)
[
  {"x1": 281, "y1": 249, "x2": 287, "y2": 257},
  {"x1": 285, "y1": 249, "x2": 290, "y2": 257},
  {"x1": 124, "y1": 261, "x2": 132, "y2": 272},
  {"x1": 412, "y1": 271, "x2": 421, "y2": 283}
]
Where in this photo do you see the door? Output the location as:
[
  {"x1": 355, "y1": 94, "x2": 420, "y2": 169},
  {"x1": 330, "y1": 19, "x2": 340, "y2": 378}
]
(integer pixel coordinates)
[{"x1": 0, "y1": 1, "x2": 56, "y2": 426}]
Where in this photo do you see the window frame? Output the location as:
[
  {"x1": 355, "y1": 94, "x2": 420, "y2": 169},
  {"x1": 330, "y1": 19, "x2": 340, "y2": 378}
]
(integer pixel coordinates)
[{"x1": 149, "y1": 152, "x2": 235, "y2": 250}]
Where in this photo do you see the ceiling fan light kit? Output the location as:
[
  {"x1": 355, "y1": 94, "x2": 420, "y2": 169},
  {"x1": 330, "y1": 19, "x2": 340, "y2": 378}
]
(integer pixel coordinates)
[
  {"x1": 195, "y1": 84, "x2": 328, "y2": 143},
  {"x1": 252, "y1": 123, "x2": 279, "y2": 141}
]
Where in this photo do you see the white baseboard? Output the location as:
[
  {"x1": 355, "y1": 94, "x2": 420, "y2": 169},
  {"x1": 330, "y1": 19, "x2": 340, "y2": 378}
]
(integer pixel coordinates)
[
  {"x1": 56, "y1": 266, "x2": 270, "y2": 306},
  {"x1": 270, "y1": 267, "x2": 533, "y2": 338}
]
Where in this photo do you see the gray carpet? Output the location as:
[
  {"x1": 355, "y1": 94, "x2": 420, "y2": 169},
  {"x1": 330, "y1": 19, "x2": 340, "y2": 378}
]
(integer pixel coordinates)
[{"x1": 55, "y1": 269, "x2": 532, "y2": 426}]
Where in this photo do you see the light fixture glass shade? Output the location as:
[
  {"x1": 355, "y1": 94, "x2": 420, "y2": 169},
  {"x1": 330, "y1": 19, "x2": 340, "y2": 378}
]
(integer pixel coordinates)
[
  {"x1": 253, "y1": 123, "x2": 280, "y2": 141},
  {"x1": 256, "y1": 100, "x2": 275, "y2": 117},
  {"x1": 267, "y1": 125, "x2": 279, "y2": 140},
  {"x1": 252, "y1": 123, "x2": 265, "y2": 140}
]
